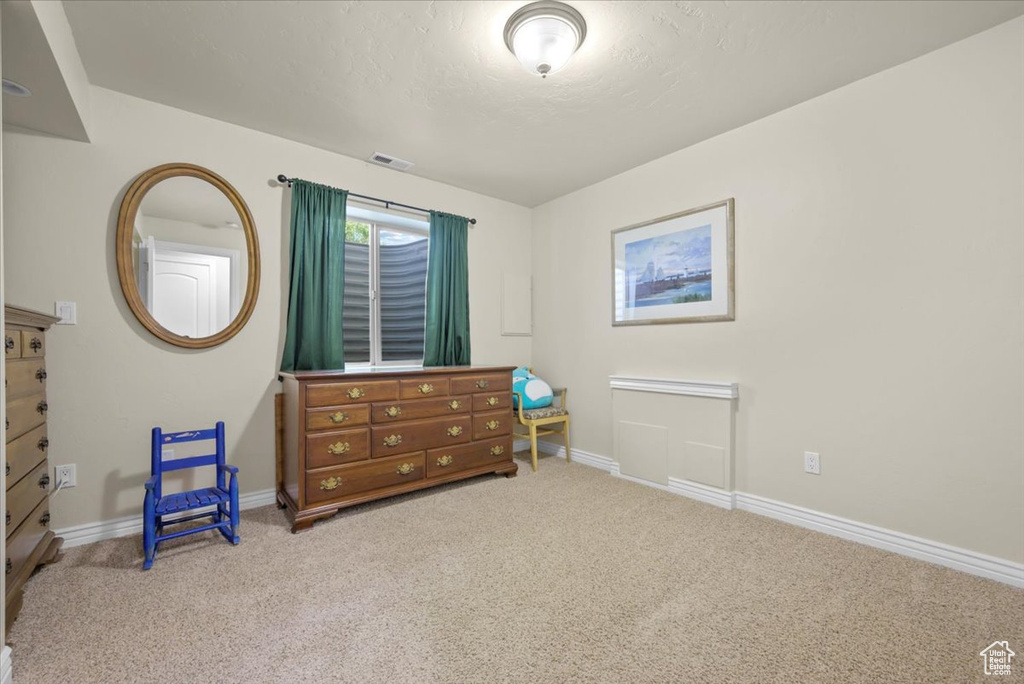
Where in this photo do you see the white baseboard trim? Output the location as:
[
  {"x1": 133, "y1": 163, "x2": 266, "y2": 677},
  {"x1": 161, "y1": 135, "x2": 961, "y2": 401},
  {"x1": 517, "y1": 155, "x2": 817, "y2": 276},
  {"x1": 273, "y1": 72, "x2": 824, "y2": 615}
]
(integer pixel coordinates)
[
  {"x1": 528, "y1": 440, "x2": 1023, "y2": 587},
  {"x1": 668, "y1": 478, "x2": 736, "y2": 510},
  {"x1": 734, "y1": 492, "x2": 1024, "y2": 588},
  {"x1": 1, "y1": 646, "x2": 12, "y2": 684},
  {"x1": 518, "y1": 438, "x2": 621, "y2": 474},
  {"x1": 54, "y1": 488, "x2": 278, "y2": 549}
]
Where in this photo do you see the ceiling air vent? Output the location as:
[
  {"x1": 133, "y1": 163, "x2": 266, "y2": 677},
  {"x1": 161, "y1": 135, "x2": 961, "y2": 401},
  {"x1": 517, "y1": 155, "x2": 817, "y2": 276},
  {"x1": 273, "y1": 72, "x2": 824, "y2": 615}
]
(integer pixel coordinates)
[{"x1": 368, "y1": 152, "x2": 415, "y2": 172}]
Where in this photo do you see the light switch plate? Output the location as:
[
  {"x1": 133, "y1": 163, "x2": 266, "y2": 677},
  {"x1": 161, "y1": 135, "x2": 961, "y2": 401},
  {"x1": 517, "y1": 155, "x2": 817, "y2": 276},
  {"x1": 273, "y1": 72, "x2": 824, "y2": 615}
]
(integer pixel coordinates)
[{"x1": 55, "y1": 301, "x2": 76, "y2": 324}]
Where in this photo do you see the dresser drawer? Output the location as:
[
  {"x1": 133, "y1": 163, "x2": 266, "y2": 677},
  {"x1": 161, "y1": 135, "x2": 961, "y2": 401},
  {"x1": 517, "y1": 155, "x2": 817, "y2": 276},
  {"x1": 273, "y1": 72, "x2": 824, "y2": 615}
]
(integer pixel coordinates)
[
  {"x1": 371, "y1": 395, "x2": 471, "y2": 423},
  {"x1": 399, "y1": 377, "x2": 450, "y2": 400},
  {"x1": 426, "y1": 436, "x2": 513, "y2": 479},
  {"x1": 19, "y1": 331, "x2": 45, "y2": 358},
  {"x1": 450, "y1": 373, "x2": 510, "y2": 395},
  {"x1": 306, "y1": 428, "x2": 370, "y2": 470},
  {"x1": 305, "y1": 404, "x2": 371, "y2": 431},
  {"x1": 305, "y1": 452, "x2": 425, "y2": 505},
  {"x1": 472, "y1": 392, "x2": 511, "y2": 412},
  {"x1": 473, "y1": 410, "x2": 513, "y2": 440},
  {"x1": 6, "y1": 461, "x2": 49, "y2": 539},
  {"x1": 5, "y1": 498, "x2": 50, "y2": 585},
  {"x1": 6, "y1": 425, "x2": 48, "y2": 487},
  {"x1": 6, "y1": 358, "x2": 47, "y2": 401},
  {"x1": 306, "y1": 380, "x2": 398, "y2": 407},
  {"x1": 4, "y1": 329, "x2": 22, "y2": 359},
  {"x1": 7, "y1": 393, "x2": 48, "y2": 442},
  {"x1": 371, "y1": 416, "x2": 472, "y2": 458}
]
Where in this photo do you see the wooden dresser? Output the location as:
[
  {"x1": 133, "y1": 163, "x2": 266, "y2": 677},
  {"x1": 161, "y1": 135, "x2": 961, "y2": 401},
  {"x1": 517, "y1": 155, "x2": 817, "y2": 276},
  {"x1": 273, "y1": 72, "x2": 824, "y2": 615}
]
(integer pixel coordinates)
[
  {"x1": 277, "y1": 366, "x2": 518, "y2": 532},
  {"x1": 4, "y1": 305, "x2": 62, "y2": 634}
]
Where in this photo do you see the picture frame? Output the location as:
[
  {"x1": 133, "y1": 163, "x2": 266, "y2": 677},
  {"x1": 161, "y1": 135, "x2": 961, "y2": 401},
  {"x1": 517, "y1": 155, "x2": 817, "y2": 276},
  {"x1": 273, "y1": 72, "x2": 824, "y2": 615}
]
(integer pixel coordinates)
[{"x1": 611, "y1": 198, "x2": 734, "y2": 326}]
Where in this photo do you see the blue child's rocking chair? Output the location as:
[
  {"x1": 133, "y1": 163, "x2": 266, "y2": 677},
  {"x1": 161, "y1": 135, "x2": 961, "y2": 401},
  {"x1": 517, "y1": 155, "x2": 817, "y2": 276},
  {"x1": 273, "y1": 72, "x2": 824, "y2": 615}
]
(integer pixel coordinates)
[{"x1": 143, "y1": 421, "x2": 240, "y2": 570}]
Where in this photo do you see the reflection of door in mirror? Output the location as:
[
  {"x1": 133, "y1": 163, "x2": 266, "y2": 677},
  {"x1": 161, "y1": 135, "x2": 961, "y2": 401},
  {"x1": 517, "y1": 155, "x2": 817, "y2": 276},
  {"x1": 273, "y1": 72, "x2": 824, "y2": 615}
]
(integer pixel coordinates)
[
  {"x1": 137, "y1": 237, "x2": 238, "y2": 338},
  {"x1": 132, "y1": 176, "x2": 248, "y2": 338}
]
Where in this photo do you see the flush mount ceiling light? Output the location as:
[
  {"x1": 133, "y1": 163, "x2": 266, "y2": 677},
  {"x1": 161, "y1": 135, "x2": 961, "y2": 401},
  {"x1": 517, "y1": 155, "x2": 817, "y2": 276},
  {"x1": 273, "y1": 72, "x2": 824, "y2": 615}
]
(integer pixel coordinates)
[
  {"x1": 2, "y1": 78, "x2": 31, "y2": 97},
  {"x1": 504, "y1": 1, "x2": 587, "y2": 78}
]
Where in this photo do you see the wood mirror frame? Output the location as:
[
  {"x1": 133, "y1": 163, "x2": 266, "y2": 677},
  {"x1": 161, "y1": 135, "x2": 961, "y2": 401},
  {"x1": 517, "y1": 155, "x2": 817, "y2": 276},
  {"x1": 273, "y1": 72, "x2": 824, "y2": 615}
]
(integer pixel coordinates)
[{"x1": 115, "y1": 163, "x2": 261, "y2": 349}]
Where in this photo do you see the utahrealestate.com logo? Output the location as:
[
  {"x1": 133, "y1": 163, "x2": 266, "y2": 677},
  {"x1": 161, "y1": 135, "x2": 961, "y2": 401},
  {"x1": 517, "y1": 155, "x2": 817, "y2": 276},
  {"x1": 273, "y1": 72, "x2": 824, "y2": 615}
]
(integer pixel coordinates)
[{"x1": 980, "y1": 641, "x2": 1015, "y2": 676}]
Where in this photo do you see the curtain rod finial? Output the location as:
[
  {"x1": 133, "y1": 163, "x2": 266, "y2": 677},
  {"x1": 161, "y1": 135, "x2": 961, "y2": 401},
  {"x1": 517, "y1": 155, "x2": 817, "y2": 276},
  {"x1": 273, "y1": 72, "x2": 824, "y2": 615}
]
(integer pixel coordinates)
[{"x1": 276, "y1": 174, "x2": 289, "y2": 184}]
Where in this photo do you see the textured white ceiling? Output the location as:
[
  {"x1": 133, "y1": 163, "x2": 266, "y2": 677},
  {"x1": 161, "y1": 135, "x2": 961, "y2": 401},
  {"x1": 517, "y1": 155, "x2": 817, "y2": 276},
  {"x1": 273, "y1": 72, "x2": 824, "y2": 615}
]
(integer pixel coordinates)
[{"x1": 63, "y1": 0, "x2": 1024, "y2": 207}]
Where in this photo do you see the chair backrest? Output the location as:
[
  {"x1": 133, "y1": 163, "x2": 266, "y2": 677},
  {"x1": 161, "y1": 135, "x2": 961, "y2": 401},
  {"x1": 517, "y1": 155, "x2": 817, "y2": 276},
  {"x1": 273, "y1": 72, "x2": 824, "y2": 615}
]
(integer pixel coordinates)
[{"x1": 150, "y1": 421, "x2": 226, "y2": 499}]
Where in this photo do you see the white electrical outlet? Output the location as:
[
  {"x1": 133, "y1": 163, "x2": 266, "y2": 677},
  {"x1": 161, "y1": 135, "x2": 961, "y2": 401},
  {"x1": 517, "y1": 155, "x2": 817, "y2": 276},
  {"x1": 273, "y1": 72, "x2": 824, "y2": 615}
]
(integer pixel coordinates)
[
  {"x1": 804, "y1": 451, "x2": 821, "y2": 475},
  {"x1": 55, "y1": 464, "x2": 77, "y2": 488}
]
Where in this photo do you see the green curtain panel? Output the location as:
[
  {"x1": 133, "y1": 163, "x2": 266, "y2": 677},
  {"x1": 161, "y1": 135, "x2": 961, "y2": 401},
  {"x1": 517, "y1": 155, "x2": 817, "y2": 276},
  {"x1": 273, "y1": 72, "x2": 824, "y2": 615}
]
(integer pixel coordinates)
[
  {"x1": 280, "y1": 180, "x2": 348, "y2": 371},
  {"x1": 423, "y1": 211, "x2": 471, "y2": 366}
]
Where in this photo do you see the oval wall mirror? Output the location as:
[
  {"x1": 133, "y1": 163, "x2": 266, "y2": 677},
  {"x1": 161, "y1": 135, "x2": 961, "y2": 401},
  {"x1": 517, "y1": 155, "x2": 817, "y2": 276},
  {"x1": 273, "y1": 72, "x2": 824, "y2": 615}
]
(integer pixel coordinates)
[{"x1": 116, "y1": 163, "x2": 260, "y2": 348}]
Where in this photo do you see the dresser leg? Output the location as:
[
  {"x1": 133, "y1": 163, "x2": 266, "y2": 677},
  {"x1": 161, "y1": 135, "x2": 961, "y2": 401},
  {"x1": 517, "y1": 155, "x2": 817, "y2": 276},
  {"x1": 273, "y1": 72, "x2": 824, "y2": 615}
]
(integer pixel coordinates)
[
  {"x1": 504, "y1": 470, "x2": 518, "y2": 478},
  {"x1": 291, "y1": 518, "x2": 315, "y2": 533}
]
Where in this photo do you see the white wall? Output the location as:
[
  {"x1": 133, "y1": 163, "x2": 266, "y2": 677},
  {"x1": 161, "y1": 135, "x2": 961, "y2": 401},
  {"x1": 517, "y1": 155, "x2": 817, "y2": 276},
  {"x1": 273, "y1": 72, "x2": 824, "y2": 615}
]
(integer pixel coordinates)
[
  {"x1": 530, "y1": 18, "x2": 1024, "y2": 563},
  {"x1": 2, "y1": 86, "x2": 532, "y2": 529}
]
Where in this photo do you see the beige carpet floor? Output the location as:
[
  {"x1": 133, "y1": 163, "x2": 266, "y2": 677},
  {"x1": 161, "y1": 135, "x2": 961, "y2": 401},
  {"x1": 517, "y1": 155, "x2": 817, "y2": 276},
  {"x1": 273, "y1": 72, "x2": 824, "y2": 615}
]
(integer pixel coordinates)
[{"x1": 8, "y1": 453, "x2": 1023, "y2": 683}]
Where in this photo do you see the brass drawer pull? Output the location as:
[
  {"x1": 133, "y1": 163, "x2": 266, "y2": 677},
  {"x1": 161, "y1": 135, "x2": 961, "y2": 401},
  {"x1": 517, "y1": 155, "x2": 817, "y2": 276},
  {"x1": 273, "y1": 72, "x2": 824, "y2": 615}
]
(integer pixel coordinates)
[
  {"x1": 38, "y1": 437, "x2": 49, "y2": 451},
  {"x1": 486, "y1": 396, "x2": 499, "y2": 406},
  {"x1": 37, "y1": 400, "x2": 49, "y2": 414},
  {"x1": 384, "y1": 406, "x2": 401, "y2": 418},
  {"x1": 346, "y1": 387, "x2": 365, "y2": 399},
  {"x1": 35, "y1": 368, "x2": 47, "y2": 382},
  {"x1": 39, "y1": 473, "x2": 51, "y2": 489},
  {"x1": 29, "y1": 337, "x2": 42, "y2": 351},
  {"x1": 485, "y1": 420, "x2": 500, "y2": 431},
  {"x1": 328, "y1": 412, "x2": 349, "y2": 424},
  {"x1": 490, "y1": 445, "x2": 505, "y2": 456},
  {"x1": 476, "y1": 379, "x2": 489, "y2": 389},
  {"x1": 39, "y1": 512, "x2": 50, "y2": 527},
  {"x1": 4, "y1": 336, "x2": 13, "y2": 353},
  {"x1": 437, "y1": 454, "x2": 454, "y2": 467},
  {"x1": 327, "y1": 441, "x2": 351, "y2": 455},
  {"x1": 417, "y1": 383, "x2": 434, "y2": 394},
  {"x1": 446, "y1": 426, "x2": 463, "y2": 437},
  {"x1": 396, "y1": 462, "x2": 416, "y2": 475},
  {"x1": 383, "y1": 434, "x2": 402, "y2": 448},
  {"x1": 448, "y1": 400, "x2": 462, "y2": 411},
  {"x1": 320, "y1": 476, "x2": 342, "y2": 491}
]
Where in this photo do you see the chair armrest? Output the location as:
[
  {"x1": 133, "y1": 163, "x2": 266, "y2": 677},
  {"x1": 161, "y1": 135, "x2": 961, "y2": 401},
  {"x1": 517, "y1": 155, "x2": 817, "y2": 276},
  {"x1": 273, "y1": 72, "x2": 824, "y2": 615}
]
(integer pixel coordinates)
[
  {"x1": 550, "y1": 387, "x2": 568, "y2": 410},
  {"x1": 144, "y1": 475, "x2": 158, "y2": 491},
  {"x1": 218, "y1": 464, "x2": 239, "y2": 476},
  {"x1": 512, "y1": 391, "x2": 526, "y2": 422}
]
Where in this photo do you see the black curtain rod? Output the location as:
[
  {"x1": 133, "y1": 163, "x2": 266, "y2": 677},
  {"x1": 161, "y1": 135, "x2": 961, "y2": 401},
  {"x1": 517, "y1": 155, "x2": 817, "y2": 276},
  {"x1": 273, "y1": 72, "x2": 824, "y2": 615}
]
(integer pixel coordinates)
[{"x1": 276, "y1": 175, "x2": 477, "y2": 225}]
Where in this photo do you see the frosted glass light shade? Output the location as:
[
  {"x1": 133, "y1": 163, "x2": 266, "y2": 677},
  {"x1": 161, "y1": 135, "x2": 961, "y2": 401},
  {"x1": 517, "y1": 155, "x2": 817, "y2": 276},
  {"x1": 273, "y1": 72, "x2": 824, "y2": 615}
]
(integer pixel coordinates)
[{"x1": 504, "y1": 1, "x2": 586, "y2": 78}]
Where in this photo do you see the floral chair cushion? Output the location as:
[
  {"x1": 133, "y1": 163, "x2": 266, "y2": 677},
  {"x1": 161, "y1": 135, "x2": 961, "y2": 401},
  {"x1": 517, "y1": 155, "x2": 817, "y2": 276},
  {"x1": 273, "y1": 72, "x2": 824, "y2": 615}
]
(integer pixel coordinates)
[{"x1": 521, "y1": 406, "x2": 568, "y2": 420}]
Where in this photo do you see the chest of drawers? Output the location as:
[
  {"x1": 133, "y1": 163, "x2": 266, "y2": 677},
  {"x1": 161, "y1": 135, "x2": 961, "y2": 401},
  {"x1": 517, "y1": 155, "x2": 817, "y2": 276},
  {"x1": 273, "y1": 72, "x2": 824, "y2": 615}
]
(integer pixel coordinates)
[
  {"x1": 4, "y1": 305, "x2": 63, "y2": 635},
  {"x1": 277, "y1": 366, "x2": 518, "y2": 532}
]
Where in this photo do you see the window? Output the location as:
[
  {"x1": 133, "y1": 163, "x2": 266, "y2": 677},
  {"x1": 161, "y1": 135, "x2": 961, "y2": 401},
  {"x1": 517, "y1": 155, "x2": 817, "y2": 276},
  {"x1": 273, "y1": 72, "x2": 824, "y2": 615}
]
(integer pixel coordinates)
[{"x1": 343, "y1": 212, "x2": 429, "y2": 367}]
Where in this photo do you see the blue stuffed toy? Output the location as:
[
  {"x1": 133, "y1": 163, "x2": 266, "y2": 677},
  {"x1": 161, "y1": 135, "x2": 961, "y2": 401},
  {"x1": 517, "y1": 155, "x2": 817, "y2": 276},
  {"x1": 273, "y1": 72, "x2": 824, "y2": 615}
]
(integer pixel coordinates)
[{"x1": 512, "y1": 366, "x2": 554, "y2": 410}]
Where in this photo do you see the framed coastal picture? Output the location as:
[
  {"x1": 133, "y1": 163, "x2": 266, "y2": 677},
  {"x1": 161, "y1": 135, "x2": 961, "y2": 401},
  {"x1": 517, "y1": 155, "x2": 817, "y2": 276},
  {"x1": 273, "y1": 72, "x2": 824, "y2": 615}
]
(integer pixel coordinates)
[{"x1": 611, "y1": 198, "x2": 734, "y2": 325}]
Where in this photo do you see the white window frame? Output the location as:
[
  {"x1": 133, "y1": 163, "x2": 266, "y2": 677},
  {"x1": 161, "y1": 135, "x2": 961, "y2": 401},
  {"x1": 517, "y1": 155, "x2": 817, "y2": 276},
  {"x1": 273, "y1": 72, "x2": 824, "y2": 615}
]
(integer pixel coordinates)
[{"x1": 345, "y1": 217, "x2": 430, "y2": 370}]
